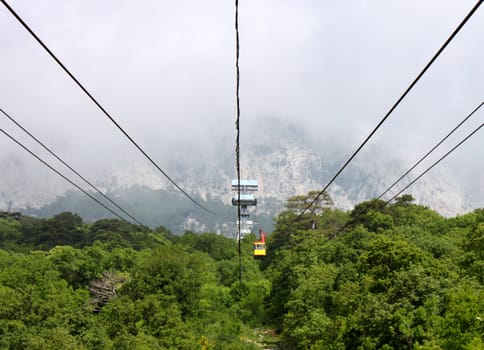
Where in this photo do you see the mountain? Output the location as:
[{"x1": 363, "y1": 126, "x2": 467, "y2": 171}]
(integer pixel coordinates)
[{"x1": 1, "y1": 117, "x2": 481, "y2": 233}]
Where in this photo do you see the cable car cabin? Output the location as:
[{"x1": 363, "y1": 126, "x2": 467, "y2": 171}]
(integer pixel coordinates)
[
  {"x1": 253, "y1": 228, "x2": 267, "y2": 259},
  {"x1": 253, "y1": 241, "x2": 266, "y2": 259}
]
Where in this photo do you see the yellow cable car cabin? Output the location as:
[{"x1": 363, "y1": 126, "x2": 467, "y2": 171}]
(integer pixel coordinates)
[
  {"x1": 253, "y1": 229, "x2": 266, "y2": 259},
  {"x1": 253, "y1": 241, "x2": 266, "y2": 259}
]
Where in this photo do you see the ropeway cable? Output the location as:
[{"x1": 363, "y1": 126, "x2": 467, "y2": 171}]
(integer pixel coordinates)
[
  {"x1": 333, "y1": 121, "x2": 483, "y2": 237},
  {"x1": 0, "y1": 128, "x2": 133, "y2": 223},
  {"x1": 334, "y1": 101, "x2": 483, "y2": 235},
  {"x1": 234, "y1": 0, "x2": 243, "y2": 285},
  {"x1": 0, "y1": 0, "x2": 215, "y2": 214},
  {"x1": 0, "y1": 107, "x2": 145, "y2": 226},
  {"x1": 381, "y1": 123, "x2": 482, "y2": 212},
  {"x1": 291, "y1": 0, "x2": 483, "y2": 226}
]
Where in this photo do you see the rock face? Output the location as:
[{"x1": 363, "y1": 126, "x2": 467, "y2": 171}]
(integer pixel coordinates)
[{"x1": 0, "y1": 117, "x2": 481, "y2": 223}]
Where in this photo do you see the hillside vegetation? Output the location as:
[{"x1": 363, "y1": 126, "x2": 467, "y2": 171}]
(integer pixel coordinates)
[{"x1": 0, "y1": 193, "x2": 482, "y2": 349}]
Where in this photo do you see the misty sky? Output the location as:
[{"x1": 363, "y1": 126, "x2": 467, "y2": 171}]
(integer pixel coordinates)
[{"x1": 0, "y1": 0, "x2": 483, "y2": 201}]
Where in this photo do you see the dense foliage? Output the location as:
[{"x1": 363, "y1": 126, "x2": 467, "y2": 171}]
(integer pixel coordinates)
[
  {"x1": 265, "y1": 194, "x2": 484, "y2": 349},
  {"x1": 0, "y1": 193, "x2": 482, "y2": 349},
  {"x1": 0, "y1": 212, "x2": 268, "y2": 349}
]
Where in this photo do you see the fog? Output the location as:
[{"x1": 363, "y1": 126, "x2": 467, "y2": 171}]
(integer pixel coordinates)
[{"x1": 0, "y1": 0, "x2": 482, "y2": 203}]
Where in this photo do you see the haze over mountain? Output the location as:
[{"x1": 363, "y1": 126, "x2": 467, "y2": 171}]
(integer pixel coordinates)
[
  {"x1": 1, "y1": 1, "x2": 482, "y2": 232},
  {"x1": 1, "y1": 117, "x2": 481, "y2": 233}
]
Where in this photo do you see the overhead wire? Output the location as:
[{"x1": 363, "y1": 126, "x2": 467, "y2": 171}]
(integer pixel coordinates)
[
  {"x1": 0, "y1": 107, "x2": 145, "y2": 226},
  {"x1": 0, "y1": 128, "x2": 131, "y2": 223},
  {"x1": 383, "y1": 124, "x2": 483, "y2": 205},
  {"x1": 234, "y1": 0, "x2": 242, "y2": 285},
  {"x1": 334, "y1": 101, "x2": 483, "y2": 235},
  {"x1": 345, "y1": 122, "x2": 484, "y2": 233},
  {"x1": 370, "y1": 102, "x2": 482, "y2": 206},
  {"x1": 291, "y1": 0, "x2": 483, "y2": 226},
  {"x1": 0, "y1": 0, "x2": 215, "y2": 214}
]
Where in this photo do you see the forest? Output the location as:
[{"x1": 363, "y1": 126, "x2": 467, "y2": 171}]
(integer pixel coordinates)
[{"x1": 0, "y1": 193, "x2": 482, "y2": 349}]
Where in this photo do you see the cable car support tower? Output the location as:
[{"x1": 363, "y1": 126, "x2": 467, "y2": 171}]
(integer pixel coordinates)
[{"x1": 231, "y1": 179, "x2": 258, "y2": 240}]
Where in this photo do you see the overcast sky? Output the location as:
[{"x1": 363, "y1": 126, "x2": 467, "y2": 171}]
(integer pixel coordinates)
[{"x1": 0, "y1": 0, "x2": 483, "y2": 194}]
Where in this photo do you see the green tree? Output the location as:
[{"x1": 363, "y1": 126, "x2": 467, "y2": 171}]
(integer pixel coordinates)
[
  {"x1": 436, "y1": 279, "x2": 484, "y2": 349},
  {"x1": 459, "y1": 221, "x2": 484, "y2": 283},
  {"x1": 0, "y1": 217, "x2": 22, "y2": 247},
  {"x1": 178, "y1": 232, "x2": 237, "y2": 261}
]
